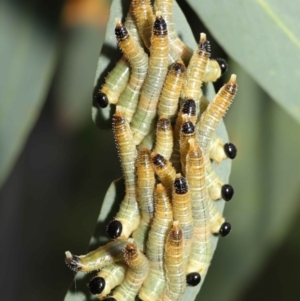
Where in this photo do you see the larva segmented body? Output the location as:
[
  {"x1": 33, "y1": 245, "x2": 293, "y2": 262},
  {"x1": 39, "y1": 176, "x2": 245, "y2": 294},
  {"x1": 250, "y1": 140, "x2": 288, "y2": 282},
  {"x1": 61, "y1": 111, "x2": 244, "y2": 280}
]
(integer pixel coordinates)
[
  {"x1": 185, "y1": 139, "x2": 211, "y2": 285},
  {"x1": 131, "y1": 12, "x2": 169, "y2": 145},
  {"x1": 151, "y1": 152, "x2": 176, "y2": 198},
  {"x1": 115, "y1": 20, "x2": 149, "y2": 123},
  {"x1": 131, "y1": 0, "x2": 155, "y2": 49},
  {"x1": 107, "y1": 109, "x2": 140, "y2": 239},
  {"x1": 110, "y1": 239, "x2": 150, "y2": 301},
  {"x1": 172, "y1": 174, "x2": 193, "y2": 267},
  {"x1": 139, "y1": 184, "x2": 173, "y2": 301},
  {"x1": 64, "y1": 239, "x2": 127, "y2": 273},
  {"x1": 153, "y1": 117, "x2": 174, "y2": 160},
  {"x1": 89, "y1": 263, "x2": 127, "y2": 299},
  {"x1": 181, "y1": 33, "x2": 211, "y2": 119},
  {"x1": 157, "y1": 60, "x2": 186, "y2": 123},
  {"x1": 161, "y1": 221, "x2": 186, "y2": 301},
  {"x1": 132, "y1": 148, "x2": 155, "y2": 251}
]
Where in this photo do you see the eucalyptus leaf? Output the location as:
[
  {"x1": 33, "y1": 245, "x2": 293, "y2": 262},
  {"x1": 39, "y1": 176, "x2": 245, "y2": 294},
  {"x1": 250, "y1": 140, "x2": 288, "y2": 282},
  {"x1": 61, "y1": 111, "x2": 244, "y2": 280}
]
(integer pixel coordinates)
[
  {"x1": 186, "y1": 0, "x2": 300, "y2": 124},
  {"x1": 0, "y1": 0, "x2": 62, "y2": 187}
]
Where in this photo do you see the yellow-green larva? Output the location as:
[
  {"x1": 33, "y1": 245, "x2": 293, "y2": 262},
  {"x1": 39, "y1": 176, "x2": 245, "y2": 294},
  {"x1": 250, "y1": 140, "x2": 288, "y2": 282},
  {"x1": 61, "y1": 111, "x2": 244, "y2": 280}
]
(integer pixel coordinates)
[
  {"x1": 115, "y1": 20, "x2": 149, "y2": 123},
  {"x1": 138, "y1": 183, "x2": 173, "y2": 301},
  {"x1": 131, "y1": 12, "x2": 169, "y2": 145}
]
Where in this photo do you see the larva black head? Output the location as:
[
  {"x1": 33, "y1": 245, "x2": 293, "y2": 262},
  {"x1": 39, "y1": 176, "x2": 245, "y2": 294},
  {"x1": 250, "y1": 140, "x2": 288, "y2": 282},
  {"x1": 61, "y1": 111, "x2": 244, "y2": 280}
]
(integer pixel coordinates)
[
  {"x1": 186, "y1": 272, "x2": 201, "y2": 286},
  {"x1": 94, "y1": 91, "x2": 108, "y2": 108},
  {"x1": 199, "y1": 40, "x2": 211, "y2": 53},
  {"x1": 219, "y1": 221, "x2": 231, "y2": 237},
  {"x1": 152, "y1": 153, "x2": 166, "y2": 168},
  {"x1": 115, "y1": 23, "x2": 128, "y2": 40},
  {"x1": 89, "y1": 277, "x2": 105, "y2": 295},
  {"x1": 106, "y1": 220, "x2": 122, "y2": 239},
  {"x1": 216, "y1": 58, "x2": 228, "y2": 75},
  {"x1": 181, "y1": 99, "x2": 196, "y2": 116},
  {"x1": 221, "y1": 184, "x2": 234, "y2": 201},
  {"x1": 172, "y1": 61, "x2": 186, "y2": 73},
  {"x1": 65, "y1": 252, "x2": 81, "y2": 272},
  {"x1": 157, "y1": 118, "x2": 170, "y2": 131},
  {"x1": 174, "y1": 176, "x2": 188, "y2": 194},
  {"x1": 153, "y1": 15, "x2": 167, "y2": 35},
  {"x1": 224, "y1": 142, "x2": 237, "y2": 159},
  {"x1": 112, "y1": 113, "x2": 126, "y2": 126},
  {"x1": 181, "y1": 121, "x2": 195, "y2": 134}
]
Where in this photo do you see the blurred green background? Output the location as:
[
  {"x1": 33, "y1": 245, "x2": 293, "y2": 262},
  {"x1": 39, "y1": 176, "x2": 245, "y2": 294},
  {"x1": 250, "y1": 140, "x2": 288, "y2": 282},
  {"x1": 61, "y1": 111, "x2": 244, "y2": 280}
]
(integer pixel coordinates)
[{"x1": 1, "y1": 0, "x2": 300, "y2": 300}]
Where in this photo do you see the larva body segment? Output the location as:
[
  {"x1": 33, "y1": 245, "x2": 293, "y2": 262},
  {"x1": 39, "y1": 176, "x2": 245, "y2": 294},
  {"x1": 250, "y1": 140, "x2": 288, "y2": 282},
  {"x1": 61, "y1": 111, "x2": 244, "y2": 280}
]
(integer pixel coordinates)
[
  {"x1": 132, "y1": 148, "x2": 155, "y2": 251},
  {"x1": 115, "y1": 20, "x2": 149, "y2": 123},
  {"x1": 181, "y1": 33, "x2": 211, "y2": 119},
  {"x1": 151, "y1": 153, "x2": 176, "y2": 198},
  {"x1": 131, "y1": 0, "x2": 155, "y2": 49},
  {"x1": 153, "y1": 117, "x2": 174, "y2": 160},
  {"x1": 139, "y1": 184, "x2": 173, "y2": 301},
  {"x1": 185, "y1": 139, "x2": 212, "y2": 280},
  {"x1": 64, "y1": 239, "x2": 127, "y2": 273},
  {"x1": 161, "y1": 221, "x2": 186, "y2": 301},
  {"x1": 111, "y1": 239, "x2": 150, "y2": 301},
  {"x1": 89, "y1": 263, "x2": 127, "y2": 299},
  {"x1": 157, "y1": 60, "x2": 186, "y2": 123},
  {"x1": 107, "y1": 109, "x2": 140, "y2": 239},
  {"x1": 131, "y1": 13, "x2": 169, "y2": 145},
  {"x1": 172, "y1": 174, "x2": 194, "y2": 267}
]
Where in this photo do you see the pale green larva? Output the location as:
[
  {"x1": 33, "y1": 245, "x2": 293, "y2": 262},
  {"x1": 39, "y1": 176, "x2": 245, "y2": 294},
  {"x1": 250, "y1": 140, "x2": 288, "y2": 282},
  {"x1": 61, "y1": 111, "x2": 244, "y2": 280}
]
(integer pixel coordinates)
[
  {"x1": 115, "y1": 20, "x2": 149, "y2": 123},
  {"x1": 110, "y1": 239, "x2": 150, "y2": 301},
  {"x1": 138, "y1": 183, "x2": 173, "y2": 301},
  {"x1": 131, "y1": 12, "x2": 169, "y2": 145}
]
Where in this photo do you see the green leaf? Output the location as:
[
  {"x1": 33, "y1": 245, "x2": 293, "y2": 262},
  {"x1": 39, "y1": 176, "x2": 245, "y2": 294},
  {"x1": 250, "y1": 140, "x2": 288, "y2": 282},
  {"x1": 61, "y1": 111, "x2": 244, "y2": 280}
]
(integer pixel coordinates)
[
  {"x1": 186, "y1": 0, "x2": 300, "y2": 124},
  {"x1": 0, "y1": 0, "x2": 62, "y2": 187}
]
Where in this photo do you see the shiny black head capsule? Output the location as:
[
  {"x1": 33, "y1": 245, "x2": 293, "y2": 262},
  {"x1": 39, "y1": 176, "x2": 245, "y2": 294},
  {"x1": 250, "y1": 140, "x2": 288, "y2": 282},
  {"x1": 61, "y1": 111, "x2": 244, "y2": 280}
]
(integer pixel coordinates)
[
  {"x1": 181, "y1": 121, "x2": 195, "y2": 134},
  {"x1": 186, "y1": 272, "x2": 201, "y2": 286},
  {"x1": 89, "y1": 277, "x2": 105, "y2": 295},
  {"x1": 221, "y1": 184, "x2": 234, "y2": 201},
  {"x1": 224, "y1": 142, "x2": 237, "y2": 159},
  {"x1": 216, "y1": 58, "x2": 228, "y2": 75},
  {"x1": 115, "y1": 23, "x2": 128, "y2": 40},
  {"x1": 219, "y1": 221, "x2": 231, "y2": 237},
  {"x1": 106, "y1": 220, "x2": 122, "y2": 238},
  {"x1": 174, "y1": 176, "x2": 188, "y2": 194},
  {"x1": 94, "y1": 91, "x2": 108, "y2": 108},
  {"x1": 153, "y1": 15, "x2": 167, "y2": 35},
  {"x1": 152, "y1": 153, "x2": 166, "y2": 167}
]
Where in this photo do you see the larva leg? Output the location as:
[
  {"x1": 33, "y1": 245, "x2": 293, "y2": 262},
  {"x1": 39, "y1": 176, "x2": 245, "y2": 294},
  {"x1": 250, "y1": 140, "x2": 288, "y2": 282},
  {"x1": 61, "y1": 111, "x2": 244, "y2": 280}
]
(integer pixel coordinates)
[
  {"x1": 151, "y1": 152, "x2": 176, "y2": 198},
  {"x1": 185, "y1": 139, "x2": 211, "y2": 286},
  {"x1": 131, "y1": 12, "x2": 169, "y2": 145},
  {"x1": 132, "y1": 148, "x2": 155, "y2": 252},
  {"x1": 106, "y1": 109, "x2": 140, "y2": 239},
  {"x1": 161, "y1": 221, "x2": 186, "y2": 301},
  {"x1": 157, "y1": 60, "x2": 186, "y2": 124},
  {"x1": 115, "y1": 20, "x2": 149, "y2": 123},
  {"x1": 65, "y1": 239, "x2": 127, "y2": 273},
  {"x1": 89, "y1": 263, "x2": 127, "y2": 299},
  {"x1": 172, "y1": 174, "x2": 194, "y2": 267},
  {"x1": 138, "y1": 184, "x2": 173, "y2": 301},
  {"x1": 108, "y1": 239, "x2": 150, "y2": 301},
  {"x1": 153, "y1": 117, "x2": 174, "y2": 160}
]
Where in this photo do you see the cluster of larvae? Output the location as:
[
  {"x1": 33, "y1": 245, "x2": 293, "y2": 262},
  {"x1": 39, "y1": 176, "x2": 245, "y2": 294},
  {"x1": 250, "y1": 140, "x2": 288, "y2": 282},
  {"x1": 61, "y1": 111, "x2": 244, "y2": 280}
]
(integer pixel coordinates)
[{"x1": 65, "y1": 1, "x2": 238, "y2": 300}]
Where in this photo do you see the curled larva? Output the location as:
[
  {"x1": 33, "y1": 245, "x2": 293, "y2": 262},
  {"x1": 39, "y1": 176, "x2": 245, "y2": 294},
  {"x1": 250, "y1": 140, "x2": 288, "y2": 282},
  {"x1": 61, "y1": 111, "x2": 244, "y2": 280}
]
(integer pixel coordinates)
[
  {"x1": 131, "y1": 0, "x2": 155, "y2": 49},
  {"x1": 109, "y1": 239, "x2": 150, "y2": 301},
  {"x1": 106, "y1": 109, "x2": 140, "y2": 239},
  {"x1": 153, "y1": 117, "x2": 174, "y2": 160},
  {"x1": 64, "y1": 239, "x2": 127, "y2": 273},
  {"x1": 161, "y1": 220, "x2": 186, "y2": 301},
  {"x1": 131, "y1": 12, "x2": 169, "y2": 145},
  {"x1": 157, "y1": 60, "x2": 186, "y2": 123},
  {"x1": 138, "y1": 184, "x2": 173, "y2": 301},
  {"x1": 203, "y1": 58, "x2": 228, "y2": 82},
  {"x1": 172, "y1": 174, "x2": 194, "y2": 267},
  {"x1": 115, "y1": 19, "x2": 149, "y2": 123},
  {"x1": 151, "y1": 152, "x2": 176, "y2": 198},
  {"x1": 89, "y1": 263, "x2": 127, "y2": 299},
  {"x1": 185, "y1": 138, "x2": 211, "y2": 286},
  {"x1": 132, "y1": 148, "x2": 155, "y2": 252},
  {"x1": 181, "y1": 33, "x2": 211, "y2": 119}
]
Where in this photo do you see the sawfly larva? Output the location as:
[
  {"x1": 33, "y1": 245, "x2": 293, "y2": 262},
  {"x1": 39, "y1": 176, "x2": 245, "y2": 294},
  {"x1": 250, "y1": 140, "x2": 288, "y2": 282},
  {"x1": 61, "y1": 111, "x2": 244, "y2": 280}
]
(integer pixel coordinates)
[
  {"x1": 203, "y1": 58, "x2": 228, "y2": 82},
  {"x1": 106, "y1": 108, "x2": 140, "y2": 239},
  {"x1": 115, "y1": 19, "x2": 149, "y2": 123},
  {"x1": 131, "y1": 12, "x2": 169, "y2": 145}
]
